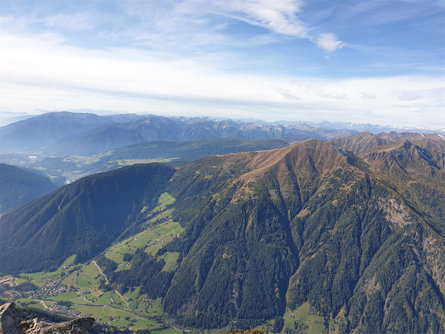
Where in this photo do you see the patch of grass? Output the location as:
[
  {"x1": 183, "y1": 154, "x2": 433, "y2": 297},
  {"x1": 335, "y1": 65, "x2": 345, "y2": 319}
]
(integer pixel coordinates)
[
  {"x1": 19, "y1": 272, "x2": 47, "y2": 286},
  {"x1": 161, "y1": 252, "x2": 180, "y2": 272},
  {"x1": 94, "y1": 290, "x2": 125, "y2": 308},
  {"x1": 19, "y1": 255, "x2": 78, "y2": 286},
  {"x1": 283, "y1": 303, "x2": 325, "y2": 334},
  {"x1": 145, "y1": 208, "x2": 174, "y2": 223},
  {"x1": 72, "y1": 304, "x2": 163, "y2": 331},
  {"x1": 123, "y1": 287, "x2": 143, "y2": 311},
  {"x1": 15, "y1": 298, "x2": 45, "y2": 311},
  {"x1": 152, "y1": 192, "x2": 176, "y2": 214},
  {"x1": 146, "y1": 298, "x2": 163, "y2": 317},
  {"x1": 105, "y1": 220, "x2": 184, "y2": 263},
  {"x1": 48, "y1": 292, "x2": 86, "y2": 305},
  {"x1": 105, "y1": 192, "x2": 180, "y2": 265},
  {"x1": 144, "y1": 221, "x2": 183, "y2": 256},
  {"x1": 63, "y1": 262, "x2": 102, "y2": 293}
]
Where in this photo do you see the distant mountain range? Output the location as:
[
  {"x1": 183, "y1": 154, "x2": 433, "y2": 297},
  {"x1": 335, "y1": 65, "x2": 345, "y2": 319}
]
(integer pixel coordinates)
[
  {"x1": 1, "y1": 132, "x2": 443, "y2": 332},
  {"x1": 0, "y1": 112, "x2": 355, "y2": 155},
  {"x1": 308, "y1": 120, "x2": 444, "y2": 134}
]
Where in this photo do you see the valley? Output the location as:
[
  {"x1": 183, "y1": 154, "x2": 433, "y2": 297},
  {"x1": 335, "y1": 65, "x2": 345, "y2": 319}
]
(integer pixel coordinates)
[
  {"x1": 0, "y1": 114, "x2": 444, "y2": 333},
  {"x1": 2, "y1": 192, "x2": 184, "y2": 333}
]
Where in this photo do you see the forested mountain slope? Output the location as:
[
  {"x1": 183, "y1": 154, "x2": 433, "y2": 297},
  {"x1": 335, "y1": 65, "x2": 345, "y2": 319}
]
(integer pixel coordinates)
[
  {"x1": 1, "y1": 135, "x2": 444, "y2": 332},
  {"x1": 0, "y1": 164, "x2": 174, "y2": 273}
]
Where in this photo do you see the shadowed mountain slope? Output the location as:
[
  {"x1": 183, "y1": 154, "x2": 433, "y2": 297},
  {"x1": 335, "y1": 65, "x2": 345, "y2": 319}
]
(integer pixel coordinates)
[
  {"x1": 0, "y1": 164, "x2": 174, "y2": 273},
  {"x1": 0, "y1": 163, "x2": 57, "y2": 213}
]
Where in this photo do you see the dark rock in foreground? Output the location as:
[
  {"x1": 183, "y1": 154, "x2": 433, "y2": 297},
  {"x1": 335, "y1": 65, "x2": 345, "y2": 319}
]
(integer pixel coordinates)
[
  {"x1": 0, "y1": 303, "x2": 94, "y2": 334},
  {"x1": 0, "y1": 303, "x2": 23, "y2": 334}
]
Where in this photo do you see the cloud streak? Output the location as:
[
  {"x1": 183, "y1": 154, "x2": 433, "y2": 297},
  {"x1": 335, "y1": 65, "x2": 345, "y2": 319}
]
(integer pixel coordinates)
[
  {"x1": 220, "y1": 0, "x2": 307, "y2": 37},
  {"x1": 0, "y1": 32, "x2": 443, "y2": 130},
  {"x1": 111, "y1": 0, "x2": 343, "y2": 52}
]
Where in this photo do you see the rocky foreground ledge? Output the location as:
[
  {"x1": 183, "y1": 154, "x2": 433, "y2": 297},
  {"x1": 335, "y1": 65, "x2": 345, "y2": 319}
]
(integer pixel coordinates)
[{"x1": 0, "y1": 303, "x2": 95, "y2": 334}]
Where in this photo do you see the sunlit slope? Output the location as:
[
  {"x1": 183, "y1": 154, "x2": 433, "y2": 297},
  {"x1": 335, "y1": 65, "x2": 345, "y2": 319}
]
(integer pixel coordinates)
[{"x1": 1, "y1": 136, "x2": 444, "y2": 332}]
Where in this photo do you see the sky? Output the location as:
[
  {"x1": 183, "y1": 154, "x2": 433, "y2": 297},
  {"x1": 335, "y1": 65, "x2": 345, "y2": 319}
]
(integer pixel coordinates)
[{"x1": 0, "y1": 0, "x2": 444, "y2": 130}]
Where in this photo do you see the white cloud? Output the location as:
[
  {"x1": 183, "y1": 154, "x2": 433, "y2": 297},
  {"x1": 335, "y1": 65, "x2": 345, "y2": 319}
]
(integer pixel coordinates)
[
  {"x1": 0, "y1": 32, "x2": 443, "y2": 130},
  {"x1": 316, "y1": 33, "x2": 345, "y2": 52},
  {"x1": 222, "y1": 0, "x2": 307, "y2": 37}
]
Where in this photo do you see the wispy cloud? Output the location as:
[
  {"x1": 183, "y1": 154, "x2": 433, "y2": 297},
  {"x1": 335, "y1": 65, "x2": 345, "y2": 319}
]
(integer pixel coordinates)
[
  {"x1": 0, "y1": 32, "x2": 443, "y2": 130},
  {"x1": 115, "y1": 0, "x2": 342, "y2": 52},
  {"x1": 220, "y1": 0, "x2": 307, "y2": 37}
]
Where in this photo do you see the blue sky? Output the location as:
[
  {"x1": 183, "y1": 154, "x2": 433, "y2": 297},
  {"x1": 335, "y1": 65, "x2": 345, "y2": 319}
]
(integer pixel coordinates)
[{"x1": 0, "y1": 0, "x2": 444, "y2": 129}]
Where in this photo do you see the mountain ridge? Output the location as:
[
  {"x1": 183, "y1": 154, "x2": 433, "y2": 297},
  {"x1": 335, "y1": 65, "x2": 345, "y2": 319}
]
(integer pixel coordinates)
[
  {"x1": 1, "y1": 134, "x2": 444, "y2": 332},
  {"x1": 0, "y1": 112, "x2": 355, "y2": 155}
]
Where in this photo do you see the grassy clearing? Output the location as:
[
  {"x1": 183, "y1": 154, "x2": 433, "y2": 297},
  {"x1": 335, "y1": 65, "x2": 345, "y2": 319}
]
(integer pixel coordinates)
[
  {"x1": 283, "y1": 303, "x2": 324, "y2": 334},
  {"x1": 145, "y1": 221, "x2": 183, "y2": 256},
  {"x1": 15, "y1": 298, "x2": 46, "y2": 311},
  {"x1": 123, "y1": 288, "x2": 143, "y2": 310},
  {"x1": 141, "y1": 192, "x2": 175, "y2": 215},
  {"x1": 258, "y1": 302, "x2": 325, "y2": 334},
  {"x1": 146, "y1": 298, "x2": 163, "y2": 317},
  {"x1": 106, "y1": 192, "x2": 182, "y2": 264},
  {"x1": 161, "y1": 252, "x2": 180, "y2": 272},
  {"x1": 71, "y1": 303, "x2": 164, "y2": 331},
  {"x1": 94, "y1": 290, "x2": 125, "y2": 308},
  {"x1": 63, "y1": 261, "x2": 102, "y2": 294},
  {"x1": 152, "y1": 192, "x2": 176, "y2": 214},
  {"x1": 105, "y1": 220, "x2": 184, "y2": 263},
  {"x1": 19, "y1": 255, "x2": 78, "y2": 286},
  {"x1": 49, "y1": 292, "x2": 86, "y2": 305}
]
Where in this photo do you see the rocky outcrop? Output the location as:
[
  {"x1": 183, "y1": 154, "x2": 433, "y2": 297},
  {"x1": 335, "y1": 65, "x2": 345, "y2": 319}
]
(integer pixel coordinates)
[
  {"x1": 0, "y1": 303, "x2": 23, "y2": 334},
  {"x1": 21, "y1": 317, "x2": 95, "y2": 334},
  {"x1": 0, "y1": 303, "x2": 94, "y2": 334}
]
